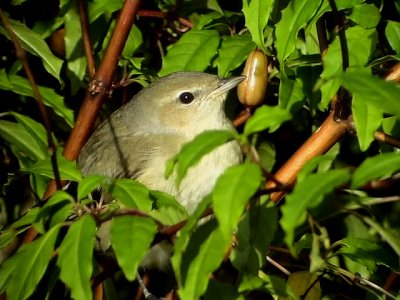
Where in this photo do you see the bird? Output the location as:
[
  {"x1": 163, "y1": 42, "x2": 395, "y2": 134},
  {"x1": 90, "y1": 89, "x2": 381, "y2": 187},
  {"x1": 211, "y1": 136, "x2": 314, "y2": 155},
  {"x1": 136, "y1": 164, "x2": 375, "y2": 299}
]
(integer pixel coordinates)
[{"x1": 78, "y1": 71, "x2": 244, "y2": 274}]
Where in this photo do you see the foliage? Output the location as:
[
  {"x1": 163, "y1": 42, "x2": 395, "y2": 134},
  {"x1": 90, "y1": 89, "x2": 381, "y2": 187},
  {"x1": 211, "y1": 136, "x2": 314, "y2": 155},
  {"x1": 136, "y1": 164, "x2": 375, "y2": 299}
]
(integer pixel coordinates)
[{"x1": 1, "y1": 0, "x2": 400, "y2": 299}]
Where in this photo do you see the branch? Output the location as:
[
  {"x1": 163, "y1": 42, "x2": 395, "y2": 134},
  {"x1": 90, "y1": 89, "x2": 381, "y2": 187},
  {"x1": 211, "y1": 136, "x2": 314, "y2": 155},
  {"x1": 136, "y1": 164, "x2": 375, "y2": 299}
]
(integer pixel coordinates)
[
  {"x1": 44, "y1": 0, "x2": 142, "y2": 199},
  {"x1": 78, "y1": 0, "x2": 96, "y2": 77}
]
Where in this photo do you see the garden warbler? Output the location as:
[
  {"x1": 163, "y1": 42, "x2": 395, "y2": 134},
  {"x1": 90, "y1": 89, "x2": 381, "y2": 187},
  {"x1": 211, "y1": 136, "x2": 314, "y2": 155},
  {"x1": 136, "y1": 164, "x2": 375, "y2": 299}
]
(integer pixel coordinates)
[{"x1": 78, "y1": 71, "x2": 244, "y2": 270}]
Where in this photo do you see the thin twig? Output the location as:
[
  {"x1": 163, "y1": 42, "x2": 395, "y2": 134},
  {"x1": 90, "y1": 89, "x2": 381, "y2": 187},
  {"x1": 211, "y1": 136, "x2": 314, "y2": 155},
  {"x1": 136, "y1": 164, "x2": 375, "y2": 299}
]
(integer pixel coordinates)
[
  {"x1": 374, "y1": 131, "x2": 400, "y2": 149},
  {"x1": 0, "y1": 9, "x2": 62, "y2": 191},
  {"x1": 137, "y1": 10, "x2": 193, "y2": 28},
  {"x1": 78, "y1": 0, "x2": 96, "y2": 77}
]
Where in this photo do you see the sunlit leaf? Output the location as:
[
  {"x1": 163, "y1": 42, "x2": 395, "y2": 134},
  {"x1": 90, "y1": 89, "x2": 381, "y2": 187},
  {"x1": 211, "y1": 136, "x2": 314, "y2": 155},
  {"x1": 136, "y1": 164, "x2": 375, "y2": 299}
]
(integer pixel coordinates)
[
  {"x1": 0, "y1": 120, "x2": 47, "y2": 161},
  {"x1": 22, "y1": 152, "x2": 82, "y2": 181},
  {"x1": 349, "y1": 4, "x2": 380, "y2": 29},
  {"x1": 213, "y1": 163, "x2": 262, "y2": 238},
  {"x1": 386, "y1": 21, "x2": 400, "y2": 55},
  {"x1": 244, "y1": 105, "x2": 291, "y2": 135},
  {"x1": 215, "y1": 34, "x2": 256, "y2": 77},
  {"x1": 57, "y1": 215, "x2": 96, "y2": 300},
  {"x1": 340, "y1": 68, "x2": 400, "y2": 118},
  {"x1": 2, "y1": 19, "x2": 63, "y2": 84},
  {"x1": 1, "y1": 225, "x2": 60, "y2": 300},
  {"x1": 166, "y1": 130, "x2": 236, "y2": 185},
  {"x1": 351, "y1": 152, "x2": 400, "y2": 188},
  {"x1": 105, "y1": 178, "x2": 153, "y2": 211},
  {"x1": 242, "y1": 0, "x2": 273, "y2": 52},
  {"x1": 175, "y1": 219, "x2": 230, "y2": 300},
  {"x1": 159, "y1": 30, "x2": 220, "y2": 76},
  {"x1": 78, "y1": 175, "x2": 108, "y2": 200},
  {"x1": 275, "y1": 0, "x2": 322, "y2": 64},
  {"x1": 352, "y1": 94, "x2": 383, "y2": 151},
  {"x1": 111, "y1": 216, "x2": 157, "y2": 280}
]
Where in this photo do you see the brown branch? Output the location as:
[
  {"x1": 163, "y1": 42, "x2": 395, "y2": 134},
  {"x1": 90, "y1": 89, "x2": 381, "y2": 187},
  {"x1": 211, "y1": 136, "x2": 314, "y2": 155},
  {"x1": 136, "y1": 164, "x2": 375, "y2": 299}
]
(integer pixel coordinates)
[
  {"x1": 0, "y1": 9, "x2": 62, "y2": 190},
  {"x1": 137, "y1": 10, "x2": 193, "y2": 28},
  {"x1": 374, "y1": 131, "x2": 400, "y2": 149},
  {"x1": 233, "y1": 108, "x2": 251, "y2": 127},
  {"x1": 21, "y1": 0, "x2": 142, "y2": 245},
  {"x1": 78, "y1": 0, "x2": 96, "y2": 77},
  {"x1": 266, "y1": 112, "x2": 348, "y2": 202},
  {"x1": 316, "y1": 17, "x2": 329, "y2": 55},
  {"x1": 385, "y1": 63, "x2": 400, "y2": 83},
  {"x1": 43, "y1": 0, "x2": 142, "y2": 200}
]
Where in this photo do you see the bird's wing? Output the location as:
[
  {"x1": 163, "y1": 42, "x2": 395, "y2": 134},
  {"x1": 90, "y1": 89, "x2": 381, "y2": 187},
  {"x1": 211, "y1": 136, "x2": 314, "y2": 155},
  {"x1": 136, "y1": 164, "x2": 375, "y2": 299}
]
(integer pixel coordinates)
[{"x1": 78, "y1": 128, "x2": 182, "y2": 181}]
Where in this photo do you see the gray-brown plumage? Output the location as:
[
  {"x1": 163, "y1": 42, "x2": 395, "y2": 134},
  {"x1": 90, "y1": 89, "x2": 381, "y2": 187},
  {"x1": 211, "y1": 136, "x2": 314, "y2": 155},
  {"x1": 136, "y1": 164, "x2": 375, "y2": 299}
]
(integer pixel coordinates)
[{"x1": 78, "y1": 71, "x2": 244, "y2": 271}]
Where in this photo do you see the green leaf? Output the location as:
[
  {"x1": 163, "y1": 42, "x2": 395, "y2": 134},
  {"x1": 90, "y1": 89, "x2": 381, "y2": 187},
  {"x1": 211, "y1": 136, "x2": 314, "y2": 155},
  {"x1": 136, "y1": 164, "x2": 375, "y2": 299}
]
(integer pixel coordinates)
[
  {"x1": 122, "y1": 24, "x2": 143, "y2": 57},
  {"x1": 278, "y1": 76, "x2": 305, "y2": 110},
  {"x1": 10, "y1": 207, "x2": 40, "y2": 229},
  {"x1": 275, "y1": 0, "x2": 322, "y2": 64},
  {"x1": 351, "y1": 152, "x2": 400, "y2": 188},
  {"x1": 242, "y1": 0, "x2": 274, "y2": 52},
  {"x1": 110, "y1": 216, "x2": 157, "y2": 280},
  {"x1": 232, "y1": 206, "x2": 278, "y2": 274},
  {"x1": 1, "y1": 225, "x2": 60, "y2": 300},
  {"x1": 213, "y1": 163, "x2": 262, "y2": 238},
  {"x1": 34, "y1": 190, "x2": 74, "y2": 233},
  {"x1": 351, "y1": 94, "x2": 383, "y2": 151},
  {"x1": 0, "y1": 229, "x2": 16, "y2": 250},
  {"x1": 361, "y1": 216, "x2": 400, "y2": 257},
  {"x1": 297, "y1": 154, "x2": 338, "y2": 182},
  {"x1": 3, "y1": 19, "x2": 63, "y2": 83},
  {"x1": 78, "y1": 175, "x2": 108, "y2": 200},
  {"x1": 335, "y1": 237, "x2": 399, "y2": 273},
  {"x1": 321, "y1": 26, "x2": 376, "y2": 79},
  {"x1": 1, "y1": 74, "x2": 74, "y2": 127},
  {"x1": 171, "y1": 195, "x2": 213, "y2": 284},
  {"x1": 204, "y1": 280, "x2": 244, "y2": 300},
  {"x1": 340, "y1": 68, "x2": 400, "y2": 118},
  {"x1": 0, "y1": 120, "x2": 47, "y2": 161},
  {"x1": 64, "y1": 1, "x2": 87, "y2": 94},
  {"x1": 215, "y1": 34, "x2": 256, "y2": 77},
  {"x1": 159, "y1": 30, "x2": 220, "y2": 76},
  {"x1": 243, "y1": 105, "x2": 291, "y2": 135},
  {"x1": 57, "y1": 215, "x2": 96, "y2": 300},
  {"x1": 167, "y1": 130, "x2": 236, "y2": 185},
  {"x1": 105, "y1": 178, "x2": 153, "y2": 211},
  {"x1": 175, "y1": 219, "x2": 230, "y2": 300},
  {"x1": 386, "y1": 21, "x2": 400, "y2": 55},
  {"x1": 22, "y1": 152, "x2": 82, "y2": 181},
  {"x1": 11, "y1": 112, "x2": 48, "y2": 154},
  {"x1": 148, "y1": 190, "x2": 188, "y2": 225},
  {"x1": 349, "y1": 4, "x2": 381, "y2": 29},
  {"x1": 281, "y1": 170, "x2": 350, "y2": 251}
]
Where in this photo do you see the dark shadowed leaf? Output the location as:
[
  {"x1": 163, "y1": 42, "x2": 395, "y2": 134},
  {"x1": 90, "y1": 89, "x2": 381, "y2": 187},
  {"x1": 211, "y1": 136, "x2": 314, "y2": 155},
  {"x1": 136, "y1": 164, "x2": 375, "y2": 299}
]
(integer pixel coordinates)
[
  {"x1": 1, "y1": 225, "x2": 60, "y2": 300},
  {"x1": 281, "y1": 170, "x2": 350, "y2": 251}
]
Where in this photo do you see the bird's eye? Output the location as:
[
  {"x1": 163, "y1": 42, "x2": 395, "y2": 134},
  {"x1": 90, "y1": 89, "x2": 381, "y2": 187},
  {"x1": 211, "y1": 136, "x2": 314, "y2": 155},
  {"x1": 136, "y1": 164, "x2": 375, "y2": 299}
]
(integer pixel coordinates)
[{"x1": 179, "y1": 92, "x2": 195, "y2": 104}]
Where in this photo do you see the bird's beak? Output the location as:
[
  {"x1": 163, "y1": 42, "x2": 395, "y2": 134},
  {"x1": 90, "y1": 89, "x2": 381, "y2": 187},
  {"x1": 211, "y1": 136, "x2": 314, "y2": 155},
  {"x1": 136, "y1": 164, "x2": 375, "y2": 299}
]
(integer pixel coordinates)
[{"x1": 209, "y1": 75, "x2": 246, "y2": 98}]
